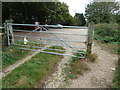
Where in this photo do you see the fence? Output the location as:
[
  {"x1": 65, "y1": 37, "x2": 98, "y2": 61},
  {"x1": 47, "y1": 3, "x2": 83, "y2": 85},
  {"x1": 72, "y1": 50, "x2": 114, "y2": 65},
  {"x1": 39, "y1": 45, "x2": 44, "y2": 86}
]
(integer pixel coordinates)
[{"x1": 4, "y1": 20, "x2": 94, "y2": 58}]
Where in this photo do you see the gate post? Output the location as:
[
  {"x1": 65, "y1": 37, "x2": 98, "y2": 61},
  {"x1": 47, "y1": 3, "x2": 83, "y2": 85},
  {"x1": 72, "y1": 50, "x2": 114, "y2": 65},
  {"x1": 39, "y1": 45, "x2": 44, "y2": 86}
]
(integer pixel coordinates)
[
  {"x1": 86, "y1": 22, "x2": 94, "y2": 56},
  {"x1": 4, "y1": 20, "x2": 14, "y2": 46}
]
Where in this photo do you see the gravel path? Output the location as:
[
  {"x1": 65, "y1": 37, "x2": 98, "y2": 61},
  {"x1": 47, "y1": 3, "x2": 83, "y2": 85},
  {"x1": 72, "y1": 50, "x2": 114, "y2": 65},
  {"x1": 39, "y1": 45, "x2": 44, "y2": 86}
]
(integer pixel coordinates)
[{"x1": 65, "y1": 41, "x2": 118, "y2": 88}]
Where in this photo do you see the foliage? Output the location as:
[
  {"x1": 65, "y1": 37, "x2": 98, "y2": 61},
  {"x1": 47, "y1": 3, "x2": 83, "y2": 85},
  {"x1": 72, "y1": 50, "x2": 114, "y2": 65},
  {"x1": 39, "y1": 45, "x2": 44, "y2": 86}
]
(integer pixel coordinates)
[
  {"x1": 85, "y1": 2, "x2": 119, "y2": 24},
  {"x1": 2, "y1": 2, "x2": 74, "y2": 25},
  {"x1": 113, "y1": 48, "x2": 120, "y2": 54},
  {"x1": 2, "y1": 46, "x2": 65, "y2": 88},
  {"x1": 94, "y1": 23, "x2": 119, "y2": 43},
  {"x1": 74, "y1": 13, "x2": 86, "y2": 26}
]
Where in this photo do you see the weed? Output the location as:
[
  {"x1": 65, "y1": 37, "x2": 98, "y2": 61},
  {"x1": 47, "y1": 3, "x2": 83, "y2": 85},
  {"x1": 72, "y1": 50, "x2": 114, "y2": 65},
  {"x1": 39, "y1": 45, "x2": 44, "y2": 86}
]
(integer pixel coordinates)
[
  {"x1": 72, "y1": 50, "x2": 86, "y2": 62},
  {"x1": 64, "y1": 50, "x2": 89, "y2": 82},
  {"x1": 87, "y1": 53, "x2": 98, "y2": 62}
]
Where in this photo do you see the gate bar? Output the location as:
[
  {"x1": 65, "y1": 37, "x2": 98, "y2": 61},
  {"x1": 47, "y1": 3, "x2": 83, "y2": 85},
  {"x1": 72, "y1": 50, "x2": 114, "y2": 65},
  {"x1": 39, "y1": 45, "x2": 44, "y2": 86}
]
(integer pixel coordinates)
[
  {"x1": 11, "y1": 39, "x2": 86, "y2": 49},
  {"x1": 11, "y1": 23, "x2": 88, "y2": 29},
  {"x1": 12, "y1": 29, "x2": 87, "y2": 36},
  {"x1": 12, "y1": 35, "x2": 86, "y2": 43},
  {"x1": 20, "y1": 48, "x2": 85, "y2": 58},
  {"x1": 13, "y1": 43, "x2": 86, "y2": 54}
]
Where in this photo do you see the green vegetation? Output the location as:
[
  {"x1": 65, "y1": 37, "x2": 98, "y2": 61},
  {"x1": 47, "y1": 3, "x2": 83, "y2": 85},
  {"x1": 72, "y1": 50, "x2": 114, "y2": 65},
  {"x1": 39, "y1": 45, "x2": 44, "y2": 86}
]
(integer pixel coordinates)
[
  {"x1": 87, "y1": 53, "x2": 98, "y2": 62},
  {"x1": 74, "y1": 13, "x2": 86, "y2": 26},
  {"x1": 2, "y1": 40, "x2": 43, "y2": 69},
  {"x1": 94, "y1": 23, "x2": 119, "y2": 54},
  {"x1": 2, "y1": 46, "x2": 65, "y2": 88},
  {"x1": 113, "y1": 58, "x2": 120, "y2": 88},
  {"x1": 85, "y1": 2, "x2": 119, "y2": 24},
  {"x1": 64, "y1": 50, "x2": 89, "y2": 81},
  {"x1": 16, "y1": 40, "x2": 44, "y2": 50},
  {"x1": 64, "y1": 50, "x2": 98, "y2": 81},
  {"x1": 44, "y1": 45, "x2": 65, "y2": 53},
  {"x1": 2, "y1": 45, "x2": 29, "y2": 69},
  {"x1": 72, "y1": 50, "x2": 86, "y2": 62},
  {"x1": 94, "y1": 23, "x2": 119, "y2": 88}
]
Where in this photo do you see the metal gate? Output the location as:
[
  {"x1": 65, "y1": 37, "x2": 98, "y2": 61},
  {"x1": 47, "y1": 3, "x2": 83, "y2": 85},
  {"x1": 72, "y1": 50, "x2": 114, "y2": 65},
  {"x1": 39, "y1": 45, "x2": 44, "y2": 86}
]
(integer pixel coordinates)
[{"x1": 4, "y1": 20, "x2": 94, "y2": 58}]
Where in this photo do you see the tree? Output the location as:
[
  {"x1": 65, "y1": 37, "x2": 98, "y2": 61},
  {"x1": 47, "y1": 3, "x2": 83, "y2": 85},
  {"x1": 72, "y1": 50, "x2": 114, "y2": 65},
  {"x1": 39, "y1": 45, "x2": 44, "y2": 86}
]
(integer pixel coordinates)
[
  {"x1": 2, "y1": 2, "x2": 73, "y2": 25},
  {"x1": 74, "y1": 13, "x2": 86, "y2": 26},
  {"x1": 85, "y1": 2, "x2": 119, "y2": 24}
]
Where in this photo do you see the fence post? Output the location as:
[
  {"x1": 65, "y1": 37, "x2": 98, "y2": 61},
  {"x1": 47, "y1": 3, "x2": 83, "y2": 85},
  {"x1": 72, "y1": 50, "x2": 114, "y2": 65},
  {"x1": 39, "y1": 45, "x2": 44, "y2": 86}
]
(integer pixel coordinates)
[
  {"x1": 9, "y1": 21, "x2": 14, "y2": 44},
  {"x1": 86, "y1": 22, "x2": 94, "y2": 56},
  {"x1": 5, "y1": 20, "x2": 14, "y2": 46}
]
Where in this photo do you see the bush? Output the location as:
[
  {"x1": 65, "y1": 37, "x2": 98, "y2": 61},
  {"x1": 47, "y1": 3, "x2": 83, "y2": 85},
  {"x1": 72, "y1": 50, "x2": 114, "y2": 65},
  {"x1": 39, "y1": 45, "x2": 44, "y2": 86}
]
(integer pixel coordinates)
[{"x1": 94, "y1": 23, "x2": 119, "y2": 43}]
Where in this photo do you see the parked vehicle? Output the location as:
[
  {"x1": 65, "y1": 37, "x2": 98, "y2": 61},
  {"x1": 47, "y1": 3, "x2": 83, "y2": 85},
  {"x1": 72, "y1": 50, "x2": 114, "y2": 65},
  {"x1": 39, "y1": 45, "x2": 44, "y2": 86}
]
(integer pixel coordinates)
[{"x1": 55, "y1": 24, "x2": 63, "y2": 29}]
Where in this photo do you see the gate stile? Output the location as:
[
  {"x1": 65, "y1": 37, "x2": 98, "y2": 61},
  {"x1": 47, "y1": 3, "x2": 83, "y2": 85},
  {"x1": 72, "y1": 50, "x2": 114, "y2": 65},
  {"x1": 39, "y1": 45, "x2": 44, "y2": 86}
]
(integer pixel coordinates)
[{"x1": 5, "y1": 20, "x2": 94, "y2": 58}]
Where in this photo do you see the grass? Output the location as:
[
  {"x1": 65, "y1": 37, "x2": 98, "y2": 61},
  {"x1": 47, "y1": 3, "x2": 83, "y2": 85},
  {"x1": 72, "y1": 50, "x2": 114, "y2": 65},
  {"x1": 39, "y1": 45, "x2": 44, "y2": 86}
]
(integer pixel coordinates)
[
  {"x1": 2, "y1": 45, "x2": 30, "y2": 69},
  {"x1": 87, "y1": 53, "x2": 98, "y2": 62},
  {"x1": 2, "y1": 46, "x2": 65, "y2": 88},
  {"x1": 64, "y1": 50, "x2": 90, "y2": 81},
  {"x1": 44, "y1": 45, "x2": 66, "y2": 53},
  {"x1": 64, "y1": 50, "x2": 98, "y2": 82},
  {"x1": 2, "y1": 40, "x2": 44, "y2": 69},
  {"x1": 113, "y1": 58, "x2": 120, "y2": 88}
]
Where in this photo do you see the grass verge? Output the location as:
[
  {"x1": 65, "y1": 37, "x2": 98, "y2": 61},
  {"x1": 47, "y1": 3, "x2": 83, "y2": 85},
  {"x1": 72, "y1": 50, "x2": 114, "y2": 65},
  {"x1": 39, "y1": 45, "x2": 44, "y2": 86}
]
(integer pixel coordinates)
[
  {"x1": 2, "y1": 40, "x2": 43, "y2": 69},
  {"x1": 64, "y1": 50, "x2": 90, "y2": 81},
  {"x1": 2, "y1": 45, "x2": 30, "y2": 69},
  {"x1": 113, "y1": 58, "x2": 120, "y2": 88},
  {"x1": 2, "y1": 46, "x2": 65, "y2": 88}
]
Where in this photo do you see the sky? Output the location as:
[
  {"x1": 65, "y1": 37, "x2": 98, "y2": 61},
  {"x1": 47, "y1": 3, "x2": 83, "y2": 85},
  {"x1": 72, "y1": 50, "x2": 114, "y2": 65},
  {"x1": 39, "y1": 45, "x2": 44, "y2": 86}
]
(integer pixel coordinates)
[{"x1": 59, "y1": 0, "x2": 120, "y2": 16}]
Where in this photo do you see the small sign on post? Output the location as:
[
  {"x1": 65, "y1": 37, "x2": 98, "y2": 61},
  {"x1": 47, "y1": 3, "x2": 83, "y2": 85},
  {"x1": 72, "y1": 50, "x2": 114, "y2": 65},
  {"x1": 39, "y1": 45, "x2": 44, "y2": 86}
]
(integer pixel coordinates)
[{"x1": 87, "y1": 22, "x2": 94, "y2": 56}]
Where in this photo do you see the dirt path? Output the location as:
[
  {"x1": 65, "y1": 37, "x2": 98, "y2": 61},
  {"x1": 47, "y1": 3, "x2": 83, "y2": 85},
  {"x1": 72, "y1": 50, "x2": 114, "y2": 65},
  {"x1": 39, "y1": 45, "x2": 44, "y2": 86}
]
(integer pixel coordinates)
[{"x1": 65, "y1": 41, "x2": 118, "y2": 88}]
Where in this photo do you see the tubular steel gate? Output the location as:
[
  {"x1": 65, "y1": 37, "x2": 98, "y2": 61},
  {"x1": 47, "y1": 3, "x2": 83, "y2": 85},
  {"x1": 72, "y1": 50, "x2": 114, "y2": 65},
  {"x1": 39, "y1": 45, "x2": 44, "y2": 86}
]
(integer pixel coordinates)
[{"x1": 4, "y1": 20, "x2": 94, "y2": 58}]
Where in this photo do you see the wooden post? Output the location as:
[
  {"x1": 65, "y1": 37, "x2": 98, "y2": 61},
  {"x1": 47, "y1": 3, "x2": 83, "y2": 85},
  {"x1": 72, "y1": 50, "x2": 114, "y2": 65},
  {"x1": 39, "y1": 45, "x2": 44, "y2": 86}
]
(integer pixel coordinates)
[
  {"x1": 9, "y1": 22, "x2": 14, "y2": 44},
  {"x1": 87, "y1": 22, "x2": 94, "y2": 56}
]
